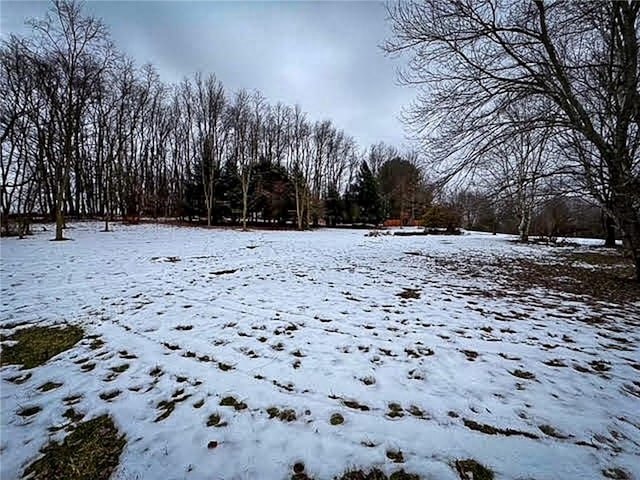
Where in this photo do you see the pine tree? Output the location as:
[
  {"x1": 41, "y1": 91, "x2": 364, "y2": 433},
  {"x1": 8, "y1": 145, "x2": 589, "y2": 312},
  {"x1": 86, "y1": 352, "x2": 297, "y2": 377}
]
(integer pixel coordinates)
[{"x1": 353, "y1": 161, "x2": 383, "y2": 225}]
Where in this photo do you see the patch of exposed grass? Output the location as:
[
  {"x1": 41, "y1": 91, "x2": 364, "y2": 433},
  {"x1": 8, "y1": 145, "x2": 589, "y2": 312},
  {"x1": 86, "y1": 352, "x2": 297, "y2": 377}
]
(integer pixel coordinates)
[
  {"x1": 407, "y1": 405, "x2": 426, "y2": 418},
  {"x1": 155, "y1": 389, "x2": 192, "y2": 422},
  {"x1": 337, "y1": 469, "x2": 384, "y2": 480},
  {"x1": 396, "y1": 288, "x2": 421, "y2": 299},
  {"x1": 6, "y1": 372, "x2": 32, "y2": 384},
  {"x1": 18, "y1": 405, "x2": 42, "y2": 417},
  {"x1": 498, "y1": 353, "x2": 521, "y2": 361},
  {"x1": 175, "y1": 324, "x2": 193, "y2": 331},
  {"x1": 386, "y1": 403, "x2": 404, "y2": 419},
  {"x1": 330, "y1": 413, "x2": 344, "y2": 425},
  {"x1": 1, "y1": 325, "x2": 84, "y2": 369},
  {"x1": 219, "y1": 396, "x2": 247, "y2": 411},
  {"x1": 538, "y1": 424, "x2": 569, "y2": 439},
  {"x1": 510, "y1": 369, "x2": 536, "y2": 380},
  {"x1": 99, "y1": 390, "x2": 121, "y2": 402},
  {"x1": 62, "y1": 407, "x2": 84, "y2": 423},
  {"x1": 110, "y1": 364, "x2": 129, "y2": 374},
  {"x1": 360, "y1": 376, "x2": 376, "y2": 386},
  {"x1": 461, "y1": 350, "x2": 479, "y2": 361},
  {"x1": 602, "y1": 467, "x2": 631, "y2": 479},
  {"x1": 455, "y1": 459, "x2": 494, "y2": 480},
  {"x1": 89, "y1": 338, "x2": 104, "y2": 350},
  {"x1": 266, "y1": 407, "x2": 297, "y2": 422},
  {"x1": 544, "y1": 358, "x2": 567, "y2": 367},
  {"x1": 389, "y1": 471, "x2": 420, "y2": 480},
  {"x1": 212, "y1": 268, "x2": 237, "y2": 275},
  {"x1": 23, "y1": 414, "x2": 125, "y2": 480},
  {"x1": 386, "y1": 449, "x2": 404, "y2": 463},
  {"x1": 63, "y1": 394, "x2": 83, "y2": 406},
  {"x1": 80, "y1": 363, "x2": 96, "y2": 372},
  {"x1": 590, "y1": 360, "x2": 611, "y2": 372},
  {"x1": 218, "y1": 362, "x2": 234, "y2": 371},
  {"x1": 149, "y1": 365, "x2": 163, "y2": 377},
  {"x1": 342, "y1": 399, "x2": 370, "y2": 411},
  {"x1": 334, "y1": 468, "x2": 419, "y2": 480},
  {"x1": 38, "y1": 381, "x2": 63, "y2": 392},
  {"x1": 463, "y1": 418, "x2": 539, "y2": 439},
  {"x1": 206, "y1": 413, "x2": 228, "y2": 427}
]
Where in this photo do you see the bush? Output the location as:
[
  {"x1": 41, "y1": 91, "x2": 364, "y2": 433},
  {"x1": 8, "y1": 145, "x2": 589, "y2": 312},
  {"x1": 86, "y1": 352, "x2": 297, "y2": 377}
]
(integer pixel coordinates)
[{"x1": 422, "y1": 204, "x2": 462, "y2": 233}]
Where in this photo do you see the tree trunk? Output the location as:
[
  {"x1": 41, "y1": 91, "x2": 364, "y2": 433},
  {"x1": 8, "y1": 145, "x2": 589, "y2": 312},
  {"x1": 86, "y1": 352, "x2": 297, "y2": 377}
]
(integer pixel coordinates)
[
  {"x1": 294, "y1": 183, "x2": 303, "y2": 230},
  {"x1": 604, "y1": 213, "x2": 616, "y2": 247},
  {"x1": 55, "y1": 195, "x2": 64, "y2": 240},
  {"x1": 518, "y1": 211, "x2": 530, "y2": 243},
  {"x1": 242, "y1": 186, "x2": 248, "y2": 231}
]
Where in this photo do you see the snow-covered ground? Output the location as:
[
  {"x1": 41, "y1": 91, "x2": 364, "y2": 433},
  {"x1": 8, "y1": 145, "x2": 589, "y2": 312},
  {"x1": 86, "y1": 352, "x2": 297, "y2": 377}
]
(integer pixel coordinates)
[{"x1": 1, "y1": 223, "x2": 638, "y2": 480}]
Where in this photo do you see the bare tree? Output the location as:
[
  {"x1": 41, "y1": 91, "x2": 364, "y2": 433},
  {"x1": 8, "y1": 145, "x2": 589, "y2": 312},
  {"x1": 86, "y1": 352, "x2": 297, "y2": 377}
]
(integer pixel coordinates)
[
  {"x1": 192, "y1": 73, "x2": 226, "y2": 226},
  {"x1": 228, "y1": 89, "x2": 252, "y2": 230},
  {"x1": 28, "y1": 0, "x2": 115, "y2": 240},
  {"x1": 386, "y1": 0, "x2": 640, "y2": 278}
]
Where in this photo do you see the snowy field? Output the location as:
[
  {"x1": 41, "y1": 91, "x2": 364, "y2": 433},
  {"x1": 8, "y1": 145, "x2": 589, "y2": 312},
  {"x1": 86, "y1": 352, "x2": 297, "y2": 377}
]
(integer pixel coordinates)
[{"x1": 1, "y1": 223, "x2": 639, "y2": 480}]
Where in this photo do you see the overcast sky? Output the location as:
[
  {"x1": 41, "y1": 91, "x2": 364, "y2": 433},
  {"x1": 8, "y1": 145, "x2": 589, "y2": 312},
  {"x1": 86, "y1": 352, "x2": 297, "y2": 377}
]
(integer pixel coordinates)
[{"x1": 1, "y1": 0, "x2": 416, "y2": 149}]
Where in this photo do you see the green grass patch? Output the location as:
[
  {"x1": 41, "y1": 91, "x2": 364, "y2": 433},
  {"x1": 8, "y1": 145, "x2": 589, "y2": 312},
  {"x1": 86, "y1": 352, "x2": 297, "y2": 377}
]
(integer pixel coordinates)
[
  {"x1": 1, "y1": 325, "x2": 84, "y2": 369},
  {"x1": 23, "y1": 414, "x2": 125, "y2": 480},
  {"x1": 330, "y1": 413, "x2": 344, "y2": 425}
]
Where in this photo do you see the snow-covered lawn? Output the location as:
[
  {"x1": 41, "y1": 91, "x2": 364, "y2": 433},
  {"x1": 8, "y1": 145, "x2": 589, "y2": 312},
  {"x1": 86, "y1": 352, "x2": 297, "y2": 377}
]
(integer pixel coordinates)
[{"x1": 1, "y1": 223, "x2": 638, "y2": 480}]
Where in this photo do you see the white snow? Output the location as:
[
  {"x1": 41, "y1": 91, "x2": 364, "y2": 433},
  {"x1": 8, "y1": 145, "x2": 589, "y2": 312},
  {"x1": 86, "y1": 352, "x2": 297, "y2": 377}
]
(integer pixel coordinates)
[{"x1": 1, "y1": 223, "x2": 638, "y2": 480}]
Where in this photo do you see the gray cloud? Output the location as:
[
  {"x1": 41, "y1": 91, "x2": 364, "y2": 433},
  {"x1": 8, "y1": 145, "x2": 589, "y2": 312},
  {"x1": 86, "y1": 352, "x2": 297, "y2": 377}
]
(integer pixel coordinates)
[{"x1": 2, "y1": 0, "x2": 416, "y2": 148}]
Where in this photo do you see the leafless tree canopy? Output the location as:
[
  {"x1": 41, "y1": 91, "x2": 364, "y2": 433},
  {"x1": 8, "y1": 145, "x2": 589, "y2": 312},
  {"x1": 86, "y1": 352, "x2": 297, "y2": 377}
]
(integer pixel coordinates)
[{"x1": 385, "y1": 0, "x2": 640, "y2": 278}]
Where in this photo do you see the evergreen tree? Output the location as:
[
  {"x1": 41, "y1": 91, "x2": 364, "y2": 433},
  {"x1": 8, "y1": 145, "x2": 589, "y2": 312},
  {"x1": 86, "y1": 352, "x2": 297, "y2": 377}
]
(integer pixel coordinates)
[{"x1": 352, "y1": 161, "x2": 383, "y2": 225}]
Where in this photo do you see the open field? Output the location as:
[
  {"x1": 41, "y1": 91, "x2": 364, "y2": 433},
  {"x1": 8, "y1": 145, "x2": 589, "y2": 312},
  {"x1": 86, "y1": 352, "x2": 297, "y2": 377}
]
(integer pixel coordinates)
[{"x1": 1, "y1": 224, "x2": 639, "y2": 480}]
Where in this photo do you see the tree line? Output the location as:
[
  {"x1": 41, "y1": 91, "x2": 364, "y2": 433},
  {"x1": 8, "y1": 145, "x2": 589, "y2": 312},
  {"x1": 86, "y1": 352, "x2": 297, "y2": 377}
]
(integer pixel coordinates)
[
  {"x1": 1, "y1": 0, "x2": 625, "y2": 253},
  {"x1": 1, "y1": 0, "x2": 434, "y2": 238}
]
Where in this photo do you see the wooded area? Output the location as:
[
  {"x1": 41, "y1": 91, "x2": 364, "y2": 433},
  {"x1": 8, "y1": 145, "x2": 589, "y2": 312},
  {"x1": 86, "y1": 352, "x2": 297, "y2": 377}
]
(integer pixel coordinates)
[{"x1": 1, "y1": 0, "x2": 636, "y2": 269}]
